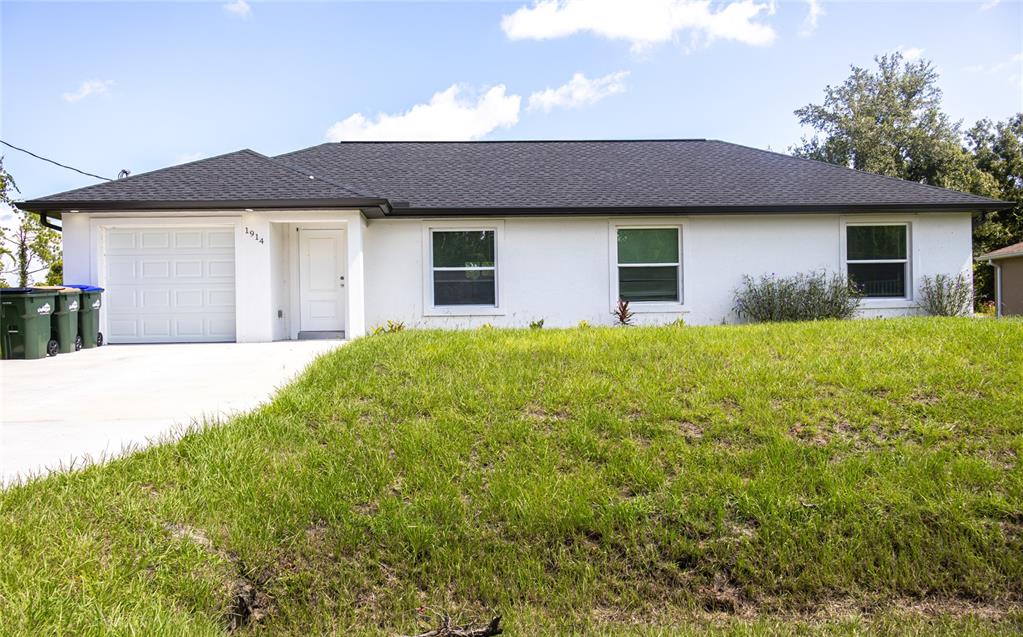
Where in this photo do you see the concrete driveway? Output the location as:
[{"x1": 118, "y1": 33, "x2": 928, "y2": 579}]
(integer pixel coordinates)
[{"x1": 1, "y1": 340, "x2": 344, "y2": 484}]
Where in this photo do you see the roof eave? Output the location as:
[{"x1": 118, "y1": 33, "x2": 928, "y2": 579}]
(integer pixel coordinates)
[
  {"x1": 16, "y1": 199, "x2": 1009, "y2": 218},
  {"x1": 384, "y1": 202, "x2": 1010, "y2": 217},
  {"x1": 976, "y1": 251, "x2": 1023, "y2": 262},
  {"x1": 15, "y1": 197, "x2": 391, "y2": 214}
]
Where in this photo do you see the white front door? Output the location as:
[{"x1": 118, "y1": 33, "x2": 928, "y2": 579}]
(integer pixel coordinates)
[{"x1": 299, "y1": 228, "x2": 346, "y2": 332}]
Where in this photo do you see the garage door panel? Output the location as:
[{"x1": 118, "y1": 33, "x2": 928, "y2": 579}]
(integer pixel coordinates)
[
  {"x1": 141, "y1": 260, "x2": 171, "y2": 279},
  {"x1": 207, "y1": 289, "x2": 235, "y2": 307},
  {"x1": 108, "y1": 319, "x2": 139, "y2": 339},
  {"x1": 175, "y1": 232, "x2": 203, "y2": 249},
  {"x1": 141, "y1": 289, "x2": 171, "y2": 309},
  {"x1": 106, "y1": 287, "x2": 138, "y2": 311},
  {"x1": 208, "y1": 317, "x2": 235, "y2": 338},
  {"x1": 174, "y1": 260, "x2": 204, "y2": 278},
  {"x1": 107, "y1": 231, "x2": 137, "y2": 251},
  {"x1": 207, "y1": 231, "x2": 234, "y2": 249},
  {"x1": 141, "y1": 231, "x2": 171, "y2": 250},
  {"x1": 208, "y1": 260, "x2": 234, "y2": 278},
  {"x1": 141, "y1": 318, "x2": 172, "y2": 338},
  {"x1": 105, "y1": 227, "x2": 236, "y2": 343},
  {"x1": 174, "y1": 289, "x2": 204, "y2": 308},
  {"x1": 106, "y1": 258, "x2": 138, "y2": 284},
  {"x1": 175, "y1": 317, "x2": 205, "y2": 337}
]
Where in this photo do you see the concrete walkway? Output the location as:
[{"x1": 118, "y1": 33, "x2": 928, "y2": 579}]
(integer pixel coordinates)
[{"x1": 1, "y1": 340, "x2": 344, "y2": 485}]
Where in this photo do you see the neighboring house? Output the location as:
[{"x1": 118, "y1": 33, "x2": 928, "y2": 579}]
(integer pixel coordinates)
[
  {"x1": 17, "y1": 140, "x2": 1010, "y2": 343},
  {"x1": 977, "y1": 241, "x2": 1023, "y2": 317}
]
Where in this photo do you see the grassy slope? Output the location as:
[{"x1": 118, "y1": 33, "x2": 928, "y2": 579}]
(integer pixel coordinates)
[{"x1": 1, "y1": 318, "x2": 1022, "y2": 636}]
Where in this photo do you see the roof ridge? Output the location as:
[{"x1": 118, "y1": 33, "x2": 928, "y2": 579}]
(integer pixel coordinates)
[
  {"x1": 292, "y1": 138, "x2": 709, "y2": 146},
  {"x1": 709, "y1": 140, "x2": 1007, "y2": 205}
]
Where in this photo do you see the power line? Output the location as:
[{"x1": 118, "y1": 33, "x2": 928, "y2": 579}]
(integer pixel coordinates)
[{"x1": 0, "y1": 139, "x2": 113, "y2": 181}]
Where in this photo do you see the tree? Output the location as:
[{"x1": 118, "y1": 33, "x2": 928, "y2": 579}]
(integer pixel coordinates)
[
  {"x1": 792, "y1": 52, "x2": 990, "y2": 192},
  {"x1": 0, "y1": 158, "x2": 62, "y2": 288},
  {"x1": 967, "y1": 115, "x2": 1023, "y2": 246},
  {"x1": 965, "y1": 115, "x2": 1023, "y2": 303}
]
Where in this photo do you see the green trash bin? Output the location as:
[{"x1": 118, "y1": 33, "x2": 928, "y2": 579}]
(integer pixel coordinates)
[
  {"x1": 36, "y1": 286, "x2": 82, "y2": 353},
  {"x1": 0, "y1": 288, "x2": 60, "y2": 359},
  {"x1": 66, "y1": 285, "x2": 104, "y2": 348}
]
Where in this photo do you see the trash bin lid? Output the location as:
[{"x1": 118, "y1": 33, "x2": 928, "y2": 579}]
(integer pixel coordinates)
[
  {"x1": 63, "y1": 284, "x2": 104, "y2": 292},
  {"x1": 0, "y1": 287, "x2": 56, "y2": 296},
  {"x1": 32, "y1": 285, "x2": 80, "y2": 295}
]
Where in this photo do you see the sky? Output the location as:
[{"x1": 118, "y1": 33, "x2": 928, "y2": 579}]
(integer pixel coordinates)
[{"x1": 1, "y1": 0, "x2": 1021, "y2": 216}]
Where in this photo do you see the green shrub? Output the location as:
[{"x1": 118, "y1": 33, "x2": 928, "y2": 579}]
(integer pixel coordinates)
[
  {"x1": 734, "y1": 271, "x2": 862, "y2": 322},
  {"x1": 919, "y1": 273, "x2": 973, "y2": 317},
  {"x1": 371, "y1": 320, "x2": 406, "y2": 335}
]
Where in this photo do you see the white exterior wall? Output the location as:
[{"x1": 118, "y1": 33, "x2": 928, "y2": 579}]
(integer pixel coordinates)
[
  {"x1": 59, "y1": 210, "x2": 975, "y2": 341},
  {"x1": 364, "y1": 213, "x2": 975, "y2": 329},
  {"x1": 269, "y1": 222, "x2": 291, "y2": 341}
]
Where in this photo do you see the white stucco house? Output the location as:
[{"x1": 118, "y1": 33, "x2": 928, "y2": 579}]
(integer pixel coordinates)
[{"x1": 18, "y1": 140, "x2": 1009, "y2": 343}]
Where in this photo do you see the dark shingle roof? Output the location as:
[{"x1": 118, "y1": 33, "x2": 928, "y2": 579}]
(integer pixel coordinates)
[
  {"x1": 977, "y1": 240, "x2": 1023, "y2": 261},
  {"x1": 277, "y1": 140, "x2": 1004, "y2": 211},
  {"x1": 29, "y1": 149, "x2": 366, "y2": 204},
  {"x1": 21, "y1": 140, "x2": 1009, "y2": 214}
]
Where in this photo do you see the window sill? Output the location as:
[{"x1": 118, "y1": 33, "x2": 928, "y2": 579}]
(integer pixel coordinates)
[
  {"x1": 424, "y1": 306, "x2": 506, "y2": 317},
  {"x1": 859, "y1": 298, "x2": 917, "y2": 310},
  {"x1": 618, "y1": 302, "x2": 689, "y2": 314}
]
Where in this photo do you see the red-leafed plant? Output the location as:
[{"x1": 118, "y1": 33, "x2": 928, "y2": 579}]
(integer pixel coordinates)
[{"x1": 614, "y1": 299, "x2": 633, "y2": 326}]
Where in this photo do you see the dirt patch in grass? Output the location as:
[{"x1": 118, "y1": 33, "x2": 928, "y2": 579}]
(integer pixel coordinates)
[
  {"x1": 523, "y1": 405, "x2": 570, "y2": 422},
  {"x1": 698, "y1": 574, "x2": 747, "y2": 614},
  {"x1": 789, "y1": 418, "x2": 911, "y2": 452},
  {"x1": 164, "y1": 522, "x2": 273, "y2": 630},
  {"x1": 910, "y1": 390, "x2": 942, "y2": 406},
  {"x1": 676, "y1": 421, "x2": 704, "y2": 441},
  {"x1": 227, "y1": 577, "x2": 272, "y2": 631}
]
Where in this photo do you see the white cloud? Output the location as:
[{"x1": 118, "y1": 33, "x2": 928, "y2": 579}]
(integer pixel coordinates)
[
  {"x1": 967, "y1": 52, "x2": 1023, "y2": 86},
  {"x1": 527, "y1": 71, "x2": 629, "y2": 112},
  {"x1": 979, "y1": 0, "x2": 1000, "y2": 10},
  {"x1": 326, "y1": 85, "x2": 521, "y2": 142},
  {"x1": 61, "y1": 80, "x2": 113, "y2": 103},
  {"x1": 223, "y1": 0, "x2": 251, "y2": 18},
  {"x1": 501, "y1": 0, "x2": 777, "y2": 50},
  {"x1": 174, "y1": 152, "x2": 204, "y2": 165},
  {"x1": 898, "y1": 46, "x2": 925, "y2": 61},
  {"x1": 967, "y1": 52, "x2": 1023, "y2": 73},
  {"x1": 799, "y1": 0, "x2": 823, "y2": 36}
]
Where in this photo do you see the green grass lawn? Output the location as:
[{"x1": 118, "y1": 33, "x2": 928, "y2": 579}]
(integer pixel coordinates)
[{"x1": 2, "y1": 318, "x2": 1022, "y2": 636}]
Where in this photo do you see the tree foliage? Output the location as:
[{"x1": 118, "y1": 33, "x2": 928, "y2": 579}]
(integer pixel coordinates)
[
  {"x1": 966, "y1": 115, "x2": 1023, "y2": 255},
  {"x1": 793, "y1": 53, "x2": 1022, "y2": 304},
  {"x1": 0, "y1": 158, "x2": 63, "y2": 288}
]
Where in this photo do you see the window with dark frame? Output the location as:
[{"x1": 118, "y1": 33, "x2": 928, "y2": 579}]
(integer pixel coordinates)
[
  {"x1": 846, "y1": 224, "x2": 908, "y2": 298},
  {"x1": 431, "y1": 229, "x2": 496, "y2": 306},
  {"x1": 617, "y1": 227, "x2": 681, "y2": 303}
]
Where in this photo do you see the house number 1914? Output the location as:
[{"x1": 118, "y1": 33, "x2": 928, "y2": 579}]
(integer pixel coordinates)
[{"x1": 244, "y1": 227, "x2": 264, "y2": 244}]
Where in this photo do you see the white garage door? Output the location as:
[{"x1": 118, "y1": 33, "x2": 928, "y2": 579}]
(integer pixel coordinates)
[{"x1": 104, "y1": 227, "x2": 236, "y2": 343}]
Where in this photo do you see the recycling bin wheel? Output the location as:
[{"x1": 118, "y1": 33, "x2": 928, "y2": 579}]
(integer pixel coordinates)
[
  {"x1": 97, "y1": 332, "x2": 104, "y2": 347},
  {"x1": 46, "y1": 339, "x2": 59, "y2": 357},
  {"x1": 75, "y1": 335, "x2": 83, "y2": 351}
]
